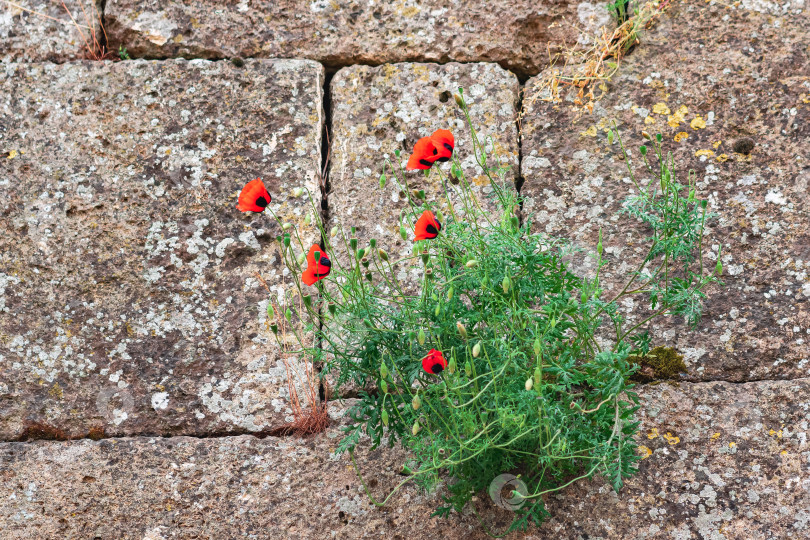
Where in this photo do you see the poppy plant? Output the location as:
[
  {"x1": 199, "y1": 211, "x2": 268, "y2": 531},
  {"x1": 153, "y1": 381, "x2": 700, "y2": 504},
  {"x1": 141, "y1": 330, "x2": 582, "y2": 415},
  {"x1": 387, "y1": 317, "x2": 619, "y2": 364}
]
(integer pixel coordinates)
[
  {"x1": 421, "y1": 349, "x2": 447, "y2": 375},
  {"x1": 406, "y1": 129, "x2": 455, "y2": 170},
  {"x1": 302, "y1": 244, "x2": 332, "y2": 286},
  {"x1": 236, "y1": 178, "x2": 272, "y2": 213},
  {"x1": 414, "y1": 210, "x2": 442, "y2": 241}
]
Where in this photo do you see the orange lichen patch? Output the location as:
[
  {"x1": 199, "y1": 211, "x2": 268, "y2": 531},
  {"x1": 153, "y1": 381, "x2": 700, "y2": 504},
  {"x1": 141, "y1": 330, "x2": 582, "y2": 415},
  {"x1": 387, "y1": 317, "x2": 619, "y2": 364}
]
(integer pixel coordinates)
[
  {"x1": 580, "y1": 125, "x2": 598, "y2": 138},
  {"x1": 647, "y1": 427, "x2": 659, "y2": 439},
  {"x1": 644, "y1": 115, "x2": 657, "y2": 124},
  {"x1": 768, "y1": 428, "x2": 784, "y2": 438},
  {"x1": 695, "y1": 149, "x2": 715, "y2": 158},
  {"x1": 674, "y1": 131, "x2": 688, "y2": 142},
  {"x1": 690, "y1": 116, "x2": 707, "y2": 129},
  {"x1": 711, "y1": 432, "x2": 721, "y2": 440},
  {"x1": 639, "y1": 445, "x2": 653, "y2": 459},
  {"x1": 712, "y1": 140, "x2": 723, "y2": 149},
  {"x1": 652, "y1": 102, "x2": 670, "y2": 115},
  {"x1": 667, "y1": 105, "x2": 688, "y2": 128},
  {"x1": 716, "y1": 153, "x2": 730, "y2": 162},
  {"x1": 729, "y1": 441, "x2": 737, "y2": 448},
  {"x1": 663, "y1": 432, "x2": 680, "y2": 445}
]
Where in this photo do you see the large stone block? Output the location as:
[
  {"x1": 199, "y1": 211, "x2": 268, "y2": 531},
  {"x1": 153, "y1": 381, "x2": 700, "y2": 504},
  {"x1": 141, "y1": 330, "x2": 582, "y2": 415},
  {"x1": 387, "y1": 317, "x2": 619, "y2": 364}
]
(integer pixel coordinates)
[
  {"x1": 1, "y1": 379, "x2": 807, "y2": 538},
  {"x1": 520, "y1": 2, "x2": 810, "y2": 382},
  {"x1": 0, "y1": 0, "x2": 101, "y2": 62},
  {"x1": 104, "y1": 0, "x2": 611, "y2": 77},
  {"x1": 0, "y1": 59, "x2": 324, "y2": 439}
]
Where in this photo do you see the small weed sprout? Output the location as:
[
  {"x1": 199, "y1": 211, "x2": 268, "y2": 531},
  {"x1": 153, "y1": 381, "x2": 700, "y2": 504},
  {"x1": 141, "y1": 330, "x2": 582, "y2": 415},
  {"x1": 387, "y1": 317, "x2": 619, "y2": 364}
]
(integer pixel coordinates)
[{"x1": 254, "y1": 89, "x2": 718, "y2": 532}]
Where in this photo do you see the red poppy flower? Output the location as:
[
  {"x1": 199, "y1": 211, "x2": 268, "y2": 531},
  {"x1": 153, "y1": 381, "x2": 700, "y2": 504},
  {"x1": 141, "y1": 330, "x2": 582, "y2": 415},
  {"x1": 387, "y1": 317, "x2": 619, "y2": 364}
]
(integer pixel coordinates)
[
  {"x1": 414, "y1": 210, "x2": 442, "y2": 241},
  {"x1": 406, "y1": 137, "x2": 440, "y2": 170},
  {"x1": 430, "y1": 129, "x2": 454, "y2": 162},
  {"x1": 302, "y1": 244, "x2": 332, "y2": 286},
  {"x1": 236, "y1": 178, "x2": 272, "y2": 213},
  {"x1": 421, "y1": 349, "x2": 447, "y2": 375}
]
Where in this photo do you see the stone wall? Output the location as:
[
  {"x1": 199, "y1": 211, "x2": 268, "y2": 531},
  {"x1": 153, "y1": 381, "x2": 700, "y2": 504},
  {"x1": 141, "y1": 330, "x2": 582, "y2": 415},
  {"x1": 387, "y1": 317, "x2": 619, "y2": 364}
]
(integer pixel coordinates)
[{"x1": 1, "y1": 0, "x2": 809, "y2": 538}]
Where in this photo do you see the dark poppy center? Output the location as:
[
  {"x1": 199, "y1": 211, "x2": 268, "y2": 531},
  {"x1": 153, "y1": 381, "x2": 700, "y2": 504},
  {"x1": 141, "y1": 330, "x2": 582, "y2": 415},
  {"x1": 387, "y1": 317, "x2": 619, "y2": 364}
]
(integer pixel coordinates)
[
  {"x1": 443, "y1": 143, "x2": 453, "y2": 151},
  {"x1": 419, "y1": 158, "x2": 433, "y2": 167},
  {"x1": 431, "y1": 363, "x2": 444, "y2": 374},
  {"x1": 319, "y1": 257, "x2": 331, "y2": 268},
  {"x1": 426, "y1": 224, "x2": 438, "y2": 235},
  {"x1": 436, "y1": 157, "x2": 450, "y2": 162},
  {"x1": 255, "y1": 196, "x2": 268, "y2": 208},
  {"x1": 432, "y1": 148, "x2": 438, "y2": 155}
]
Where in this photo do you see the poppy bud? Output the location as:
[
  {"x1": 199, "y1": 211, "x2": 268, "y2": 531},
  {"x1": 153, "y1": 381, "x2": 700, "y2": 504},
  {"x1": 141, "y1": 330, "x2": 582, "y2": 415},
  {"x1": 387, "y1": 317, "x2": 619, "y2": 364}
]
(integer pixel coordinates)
[
  {"x1": 412, "y1": 421, "x2": 420, "y2": 436},
  {"x1": 464, "y1": 360, "x2": 472, "y2": 377},
  {"x1": 715, "y1": 258, "x2": 723, "y2": 275},
  {"x1": 642, "y1": 130, "x2": 651, "y2": 140},
  {"x1": 350, "y1": 238, "x2": 358, "y2": 251},
  {"x1": 412, "y1": 394, "x2": 421, "y2": 410},
  {"x1": 285, "y1": 308, "x2": 292, "y2": 322},
  {"x1": 640, "y1": 145, "x2": 647, "y2": 156},
  {"x1": 292, "y1": 187, "x2": 303, "y2": 197},
  {"x1": 502, "y1": 276, "x2": 511, "y2": 294},
  {"x1": 330, "y1": 226, "x2": 338, "y2": 237},
  {"x1": 304, "y1": 213, "x2": 312, "y2": 226},
  {"x1": 447, "y1": 287, "x2": 454, "y2": 301},
  {"x1": 533, "y1": 337, "x2": 541, "y2": 357},
  {"x1": 472, "y1": 342, "x2": 481, "y2": 358},
  {"x1": 270, "y1": 323, "x2": 278, "y2": 334},
  {"x1": 525, "y1": 378, "x2": 533, "y2": 391},
  {"x1": 447, "y1": 357, "x2": 456, "y2": 374},
  {"x1": 466, "y1": 260, "x2": 478, "y2": 268},
  {"x1": 303, "y1": 295, "x2": 312, "y2": 309},
  {"x1": 400, "y1": 226, "x2": 407, "y2": 241},
  {"x1": 282, "y1": 222, "x2": 293, "y2": 230},
  {"x1": 380, "y1": 379, "x2": 388, "y2": 394},
  {"x1": 381, "y1": 409, "x2": 389, "y2": 427},
  {"x1": 607, "y1": 130, "x2": 615, "y2": 145},
  {"x1": 457, "y1": 322, "x2": 468, "y2": 340},
  {"x1": 418, "y1": 328, "x2": 426, "y2": 345},
  {"x1": 454, "y1": 93, "x2": 464, "y2": 107},
  {"x1": 379, "y1": 173, "x2": 386, "y2": 188},
  {"x1": 415, "y1": 189, "x2": 425, "y2": 200},
  {"x1": 365, "y1": 271, "x2": 372, "y2": 281},
  {"x1": 297, "y1": 252, "x2": 305, "y2": 266},
  {"x1": 328, "y1": 302, "x2": 337, "y2": 315},
  {"x1": 380, "y1": 363, "x2": 388, "y2": 379},
  {"x1": 534, "y1": 366, "x2": 541, "y2": 387},
  {"x1": 378, "y1": 249, "x2": 389, "y2": 262},
  {"x1": 395, "y1": 149, "x2": 401, "y2": 157},
  {"x1": 369, "y1": 238, "x2": 377, "y2": 249},
  {"x1": 355, "y1": 248, "x2": 364, "y2": 260},
  {"x1": 434, "y1": 303, "x2": 441, "y2": 317}
]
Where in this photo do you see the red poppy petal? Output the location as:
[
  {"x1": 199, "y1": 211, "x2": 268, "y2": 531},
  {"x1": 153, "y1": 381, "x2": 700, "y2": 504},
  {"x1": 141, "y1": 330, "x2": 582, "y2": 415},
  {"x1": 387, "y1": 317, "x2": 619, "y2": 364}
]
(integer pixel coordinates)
[
  {"x1": 414, "y1": 210, "x2": 441, "y2": 241},
  {"x1": 237, "y1": 178, "x2": 271, "y2": 213},
  {"x1": 407, "y1": 137, "x2": 439, "y2": 170},
  {"x1": 430, "y1": 129, "x2": 454, "y2": 161}
]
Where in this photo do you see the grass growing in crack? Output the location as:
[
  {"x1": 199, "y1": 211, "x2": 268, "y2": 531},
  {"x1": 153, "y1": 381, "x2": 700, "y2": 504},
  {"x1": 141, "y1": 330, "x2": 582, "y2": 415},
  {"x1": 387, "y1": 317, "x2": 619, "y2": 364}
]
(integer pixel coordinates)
[{"x1": 261, "y1": 89, "x2": 719, "y2": 533}]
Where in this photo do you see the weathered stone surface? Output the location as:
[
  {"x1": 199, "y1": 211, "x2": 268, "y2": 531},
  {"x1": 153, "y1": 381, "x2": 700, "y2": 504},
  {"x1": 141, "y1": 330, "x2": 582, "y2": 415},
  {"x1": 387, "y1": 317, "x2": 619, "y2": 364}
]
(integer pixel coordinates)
[
  {"x1": 328, "y1": 62, "x2": 519, "y2": 279},
  {"x1": 1, "y1": 0, "x2": 101, "y2": 62},
  {"x1": 104, "y1": 0, "x2": 612, "y2": 77},
  {"x1": 2, "y1": 379, "x2": 808, "y2": 538},
  {"x1": 0, "y1": 59, "x2": 324, "y2": 440},
  {"x1": 521, "y1": 2, "x2": 810, "y2": 382}
]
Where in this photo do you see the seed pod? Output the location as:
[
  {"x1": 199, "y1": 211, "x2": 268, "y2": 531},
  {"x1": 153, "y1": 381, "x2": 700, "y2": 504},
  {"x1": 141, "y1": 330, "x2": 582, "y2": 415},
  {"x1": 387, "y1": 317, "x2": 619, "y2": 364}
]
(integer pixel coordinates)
[
  {"x1": 356, "y1": 248, "x2": 364, "y2": 259},
  {"x1": 270, "y1": 323, "x2": 278, "y2": 335},
  {"x1": 418, "y1": 328, "x2": 426, "y2": 345},
  {"x1": 472, "y1": 342, "x2": 481, "y2": 358},
  {"x1": 525, "y1": 378, "x2": 533, "y2": 391},
  {"x1": 378, "y1": 248, "x2": 389, "y2": 262},
  {"x1": 656, "y1": 133, "x2": 663, "y2": 142},
  {"x1": 328, "y1": 302, "x2": 337, "y2": 315},
  {"x1": 421, "y1": 253, "x2": 429, "y2": 264},
  {"x1": 381, "y1": 409, "x2": 389, "y2": 427},
  {"x1": 285, "y1": 308, "x2": 292, "y2": 322},
  {"x1": 465, "y1": 259, "x2": 479, "y2": 268},
  {"x1": 394, "y1": 149, "x2": 401, "y2": 157},
  {"x1": 425, "y1": 268, "x2": 434, "y2": 278},
  {"x1": 412, "y1": 394, "x2": 421, "y2": 410},
  {"x1": 292, "y1": 187, "x2": 303, "y2": 197},
  {"x1": 502, "y1": 276, "x2": 511, "y2": 294},
  {"x1": 400, "y1": 226, "x2": 408, "y2": 240},
  {"x1": 282, "y1": 222, "x2": 293, "y2": 230},
  {"x1": 350, "y1": 238, "x2": 358, "y2": 251},
  {"x1": 380, "y1": 379, "x2": 388, "y2": 394},
  {"x1": 365, "y1": 271, "x2": 372, "y2": 281},
  {"x1": 416, "y1": 189, "x2": 425, "y2": 200},
  {"x1": 457, "y1": 322, "x2": 468, "y2": 340},
  {"x1": 639, "y1": 145, "x2": 648, "y2": 156},
  {"x1": 379, "y1": 173, "x2": 386, "y2": 188},
  {"x1": 361, "y1": 257, "x2": 370, "y2": 268},
  {"x1": 283, "y1": 234, "x2": 291, "y2": 247},
  {"x1": 412, "y1": 421, "x2": 420, "y2": 436}
]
